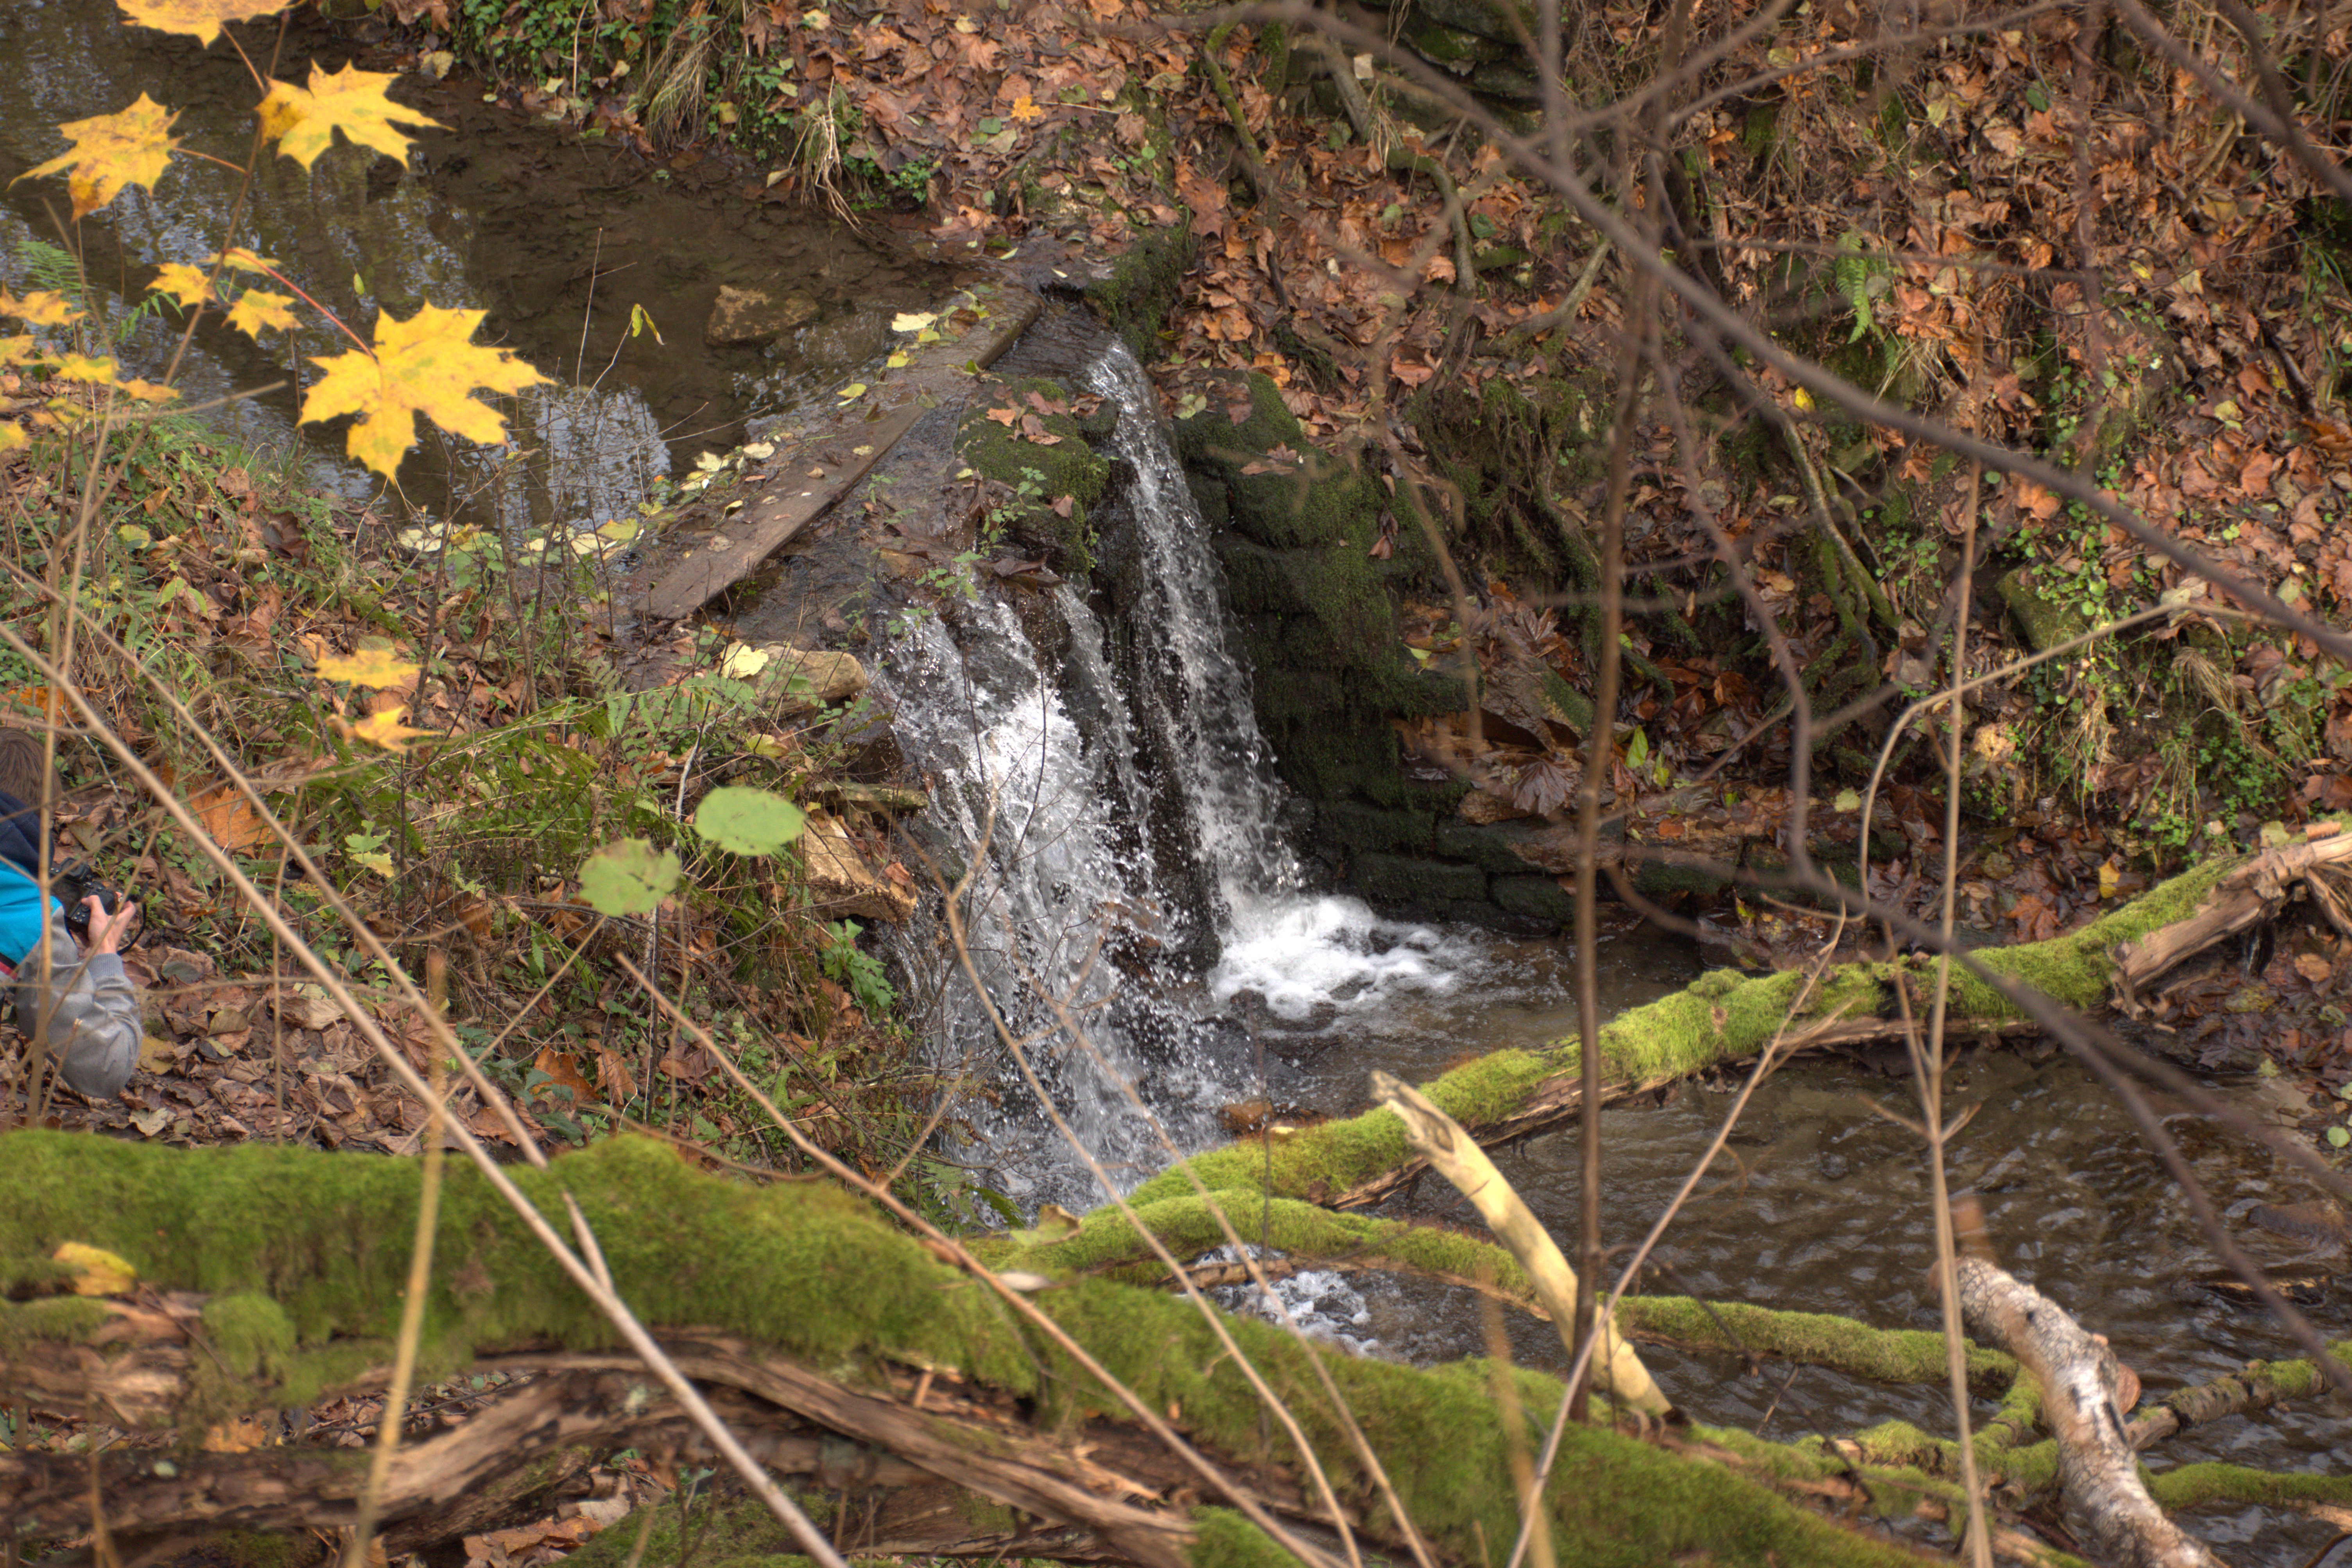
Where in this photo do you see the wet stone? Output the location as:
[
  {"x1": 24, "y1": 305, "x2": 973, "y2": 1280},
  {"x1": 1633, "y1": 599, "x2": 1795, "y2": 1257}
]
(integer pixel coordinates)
[{"x1": 705, "y1": 284, "x2": 822, "y2": 348}]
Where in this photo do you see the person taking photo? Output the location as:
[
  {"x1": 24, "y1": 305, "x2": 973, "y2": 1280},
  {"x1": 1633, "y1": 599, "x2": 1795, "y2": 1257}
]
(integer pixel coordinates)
[{"x1": 0, "y1": 738, "x2": 140, "y2": 1100}]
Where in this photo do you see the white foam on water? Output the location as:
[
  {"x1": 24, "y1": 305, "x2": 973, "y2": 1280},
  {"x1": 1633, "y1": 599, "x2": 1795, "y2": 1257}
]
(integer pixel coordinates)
[
  {"x1": 1210, "y1": 892, "x2": 1477, "y2": 1023},
  {"x1": 881, "y1": 331, "x2": 1485, "y2": 1208}
]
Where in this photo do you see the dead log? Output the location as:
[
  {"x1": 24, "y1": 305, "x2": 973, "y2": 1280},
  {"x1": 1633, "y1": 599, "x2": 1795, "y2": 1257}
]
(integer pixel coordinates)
[
  {"x1": 0, "y1": 1130, "x2": 1946, "y2": 1566},
  {"x1": 1954, "y1": 1256, "x2": 2223, "y2": 1568},
  {"x1": 1132, "y1": 826, "x2": 2344, "y2": 1215}
]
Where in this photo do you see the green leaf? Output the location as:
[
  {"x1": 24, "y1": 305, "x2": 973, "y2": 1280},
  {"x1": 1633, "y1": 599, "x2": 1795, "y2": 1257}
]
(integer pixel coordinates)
[
  {"x1": 1833, "y1": 788, "x2": 1861, "y2": 812},
  {"x1": 2328, "y1": 1125, "x2": 2350, "y2": 1149},
  {"x1": 580, "y1": 837, "x2": 681, "y2": 915},
  {"x1": 693, "y1": 786, "x2": 806, "y2": 855}
]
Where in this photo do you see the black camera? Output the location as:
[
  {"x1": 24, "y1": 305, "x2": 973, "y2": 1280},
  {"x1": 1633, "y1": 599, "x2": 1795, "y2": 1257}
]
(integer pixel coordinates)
[{"x1": 50, "y1": 864, "x2": 124, "y2": 943}]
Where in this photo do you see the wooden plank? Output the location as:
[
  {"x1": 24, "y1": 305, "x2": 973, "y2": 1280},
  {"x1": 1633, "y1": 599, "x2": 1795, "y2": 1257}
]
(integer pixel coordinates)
[
  {"x1": 644, "y1": 404, "x2": 921, "y2": 619},
  {"x1": 639, "y1": 286, "x2": 1042, "y2": 621}
]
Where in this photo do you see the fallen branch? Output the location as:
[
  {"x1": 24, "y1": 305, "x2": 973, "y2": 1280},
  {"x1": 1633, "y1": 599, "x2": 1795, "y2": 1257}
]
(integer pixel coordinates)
[{"x1": 1955, "y1": 1255, "x2": 2221, "y2": 1568}]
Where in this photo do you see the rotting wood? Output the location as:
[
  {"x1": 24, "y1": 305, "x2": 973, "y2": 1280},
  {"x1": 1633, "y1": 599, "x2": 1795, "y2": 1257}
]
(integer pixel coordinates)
[
  {"x1": 642, "y1": 402, "x2": 923, "y2": 620},
  {"x1": 1956, "y1": 1255, "x2": 2222, "y2": 1568},
  {"x1": 1370, "y1": 1071, "x2": 1666, "y2": 1414},
  {"x1": 638, "y1": 286, "x2": 1042, "y2": 620},
  {"x1": 2110, "y1": 824, "x2": 2352, "y2": 1016}
]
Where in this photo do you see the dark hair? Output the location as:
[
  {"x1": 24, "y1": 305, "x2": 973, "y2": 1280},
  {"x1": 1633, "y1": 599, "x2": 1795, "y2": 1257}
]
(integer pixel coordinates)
[{"x1": 0, "y1": 729, "x2": 59, "y2": 812}]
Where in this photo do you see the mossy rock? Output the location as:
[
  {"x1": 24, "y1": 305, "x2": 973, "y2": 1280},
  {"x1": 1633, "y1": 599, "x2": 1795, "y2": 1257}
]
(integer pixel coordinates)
[
  {"x1": 1084, "y1": 225, "x2": 1196, "y2": 363},
  {"x1": 1411, "y1": 371, "x2": 1604, "y2": 588},
  {"x1": 1404, "y1": 20, "x2": 1512, "y2": 63},
  {"x1": 955, "y1": 376, "x2": 1110, "y2": 572},
  {"x1": 1994, "y1": 564, "x2": 2094, "y2": 654}
]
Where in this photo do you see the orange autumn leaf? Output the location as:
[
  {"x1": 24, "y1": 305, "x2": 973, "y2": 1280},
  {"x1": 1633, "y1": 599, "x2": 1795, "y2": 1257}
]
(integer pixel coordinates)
[
  {"x1": 1009, "y1": 93, "x2": 1043, "y2": 121},
  {"x1": 258, "y1": 61, "x2": 447, "y2": 170},
  {"x1": 118, "y1": 0, "x2": 292, "y2": 45},
  {"x1": 190, "y1": 782, "x2": 273, "y2": 853},
  {"x1": 532, "y1": 1047, "x2": 596, "y2": 1100},
  {"x1": 14, "y1": 95, "x2": 180, "y2": 219},
  {"x1": 301, "y1": 304, "x2": 549, "y2": 480}
]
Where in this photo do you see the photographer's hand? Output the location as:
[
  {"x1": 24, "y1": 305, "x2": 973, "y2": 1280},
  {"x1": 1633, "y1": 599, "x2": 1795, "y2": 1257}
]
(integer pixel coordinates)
[{"x1": 82, "y1": 896, "x2": 135, "y2": 955}]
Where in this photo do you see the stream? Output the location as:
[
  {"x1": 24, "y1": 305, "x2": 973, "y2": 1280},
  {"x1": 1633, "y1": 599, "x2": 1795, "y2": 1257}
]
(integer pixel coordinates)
[{"x1": 4, "y1": 5, "x2": 2347, "y2": 1559}]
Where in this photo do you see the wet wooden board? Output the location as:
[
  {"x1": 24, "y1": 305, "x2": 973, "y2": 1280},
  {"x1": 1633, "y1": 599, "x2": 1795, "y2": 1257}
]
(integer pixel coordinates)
[{"x1": 640, "y1": 286, "x2": 1041, "y2": 621}]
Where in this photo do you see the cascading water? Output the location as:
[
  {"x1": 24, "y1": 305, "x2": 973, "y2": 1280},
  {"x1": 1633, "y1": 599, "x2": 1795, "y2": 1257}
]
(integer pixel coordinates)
[{"x1": 875, "y1": 327, "x2": 1475, "y2": 1210}]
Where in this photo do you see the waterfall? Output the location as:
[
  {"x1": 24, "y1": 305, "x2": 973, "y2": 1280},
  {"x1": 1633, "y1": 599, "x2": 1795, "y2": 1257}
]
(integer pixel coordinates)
[{"x1": 876, "y1": 332, "x2": 1466, "y2": 1210}]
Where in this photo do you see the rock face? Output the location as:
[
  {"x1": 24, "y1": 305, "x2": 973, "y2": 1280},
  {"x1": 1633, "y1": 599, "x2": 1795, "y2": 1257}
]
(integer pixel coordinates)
[
  {"x1": 954, "y1": 374, "x2": 1114, "y2": 572},
  {"x1": 799, "y1": 810, "x2": 915, "y2": 924},
  {"x1": 735, "y1": 645, "x2": 868, "y2": 717},
  {"x1": 704, "y1": 284, "x2": 820, "y2": 348}
]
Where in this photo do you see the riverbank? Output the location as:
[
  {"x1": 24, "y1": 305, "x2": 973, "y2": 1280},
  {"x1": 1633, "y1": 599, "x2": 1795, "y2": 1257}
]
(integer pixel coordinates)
[{"x1": 0, "y1": 392, "x2": 977, "y2": 1213}]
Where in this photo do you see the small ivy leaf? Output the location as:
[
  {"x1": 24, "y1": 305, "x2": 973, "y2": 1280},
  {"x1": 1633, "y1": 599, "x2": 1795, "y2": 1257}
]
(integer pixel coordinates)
[
  {"x1": 580, "y1": 838, "x2": 681, "y2": 916},
  {"x1": 694, "y1": 786, "x2": 806, "y2": 855}
]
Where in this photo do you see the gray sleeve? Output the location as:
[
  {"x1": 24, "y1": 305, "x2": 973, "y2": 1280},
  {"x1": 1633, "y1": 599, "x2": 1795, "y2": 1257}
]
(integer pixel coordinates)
[{"x1": 15, "y1": 930, "x2": 142, "y2": 1099}]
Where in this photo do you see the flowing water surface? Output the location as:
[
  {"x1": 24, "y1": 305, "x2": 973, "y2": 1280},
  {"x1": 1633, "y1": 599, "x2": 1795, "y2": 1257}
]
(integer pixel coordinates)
[{"x1": 5, "y1": 10, "x2": 2344, "y2": 1554}]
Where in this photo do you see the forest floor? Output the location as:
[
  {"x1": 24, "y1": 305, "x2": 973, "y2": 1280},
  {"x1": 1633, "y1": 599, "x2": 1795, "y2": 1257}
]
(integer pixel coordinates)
[
  {"x1": 407, "y1": 0, "x2": 2352, "y2": 1093},
  {"x1": 8, "y1": 0, "x2": 2352, "y2": 1559}
]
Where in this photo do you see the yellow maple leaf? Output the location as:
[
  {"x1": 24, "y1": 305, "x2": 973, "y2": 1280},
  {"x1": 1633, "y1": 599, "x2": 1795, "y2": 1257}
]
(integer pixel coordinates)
[
  {"x1": 301, "y1": 304, "x2": 550, "y2": 481},
  {"x1": 315, "y1": 646, "x2": 419, "y2": 690},
  {"x1": 225, "y1": 288, "x2": 298, "y2": 338},
  {"x1": 0, "y1": 426, "x2": 26, "y2": 454},
  {"x1": 343, "y1": 705, "x2": 438, "y2": 754},
  {"x1": 118, "y1": 0, "x2": 293, "y2": 46},
  {"x1": 0, "y1": 335, "x2": 38, "y2": 368},
  {"x1": 149, "y1": 263, "x2": 214, "y2": 309},
  {"x1": 0, "y1": 289, "x2": 85, "y2": 328},
  {"x1": 1009, "y1": 94, "x2": 1042, "y2": 121},
  {"x1": 118, "y1": 377, "x2": 178, "y2": 403},
  {"x1": 206, "y1": 246, "x2": 278, "y2": 275},
  {"x1": 13, "y1": 95, "x2": 180, "y2": 219},
  {"x1": 52, "y1": 353, "x2": 120, "y2": 386},
  {"x1": 53, "y1": 1240, "x2": 138, "y2": 1297},
  {"x1": 260, "y1": 62, "x2": 447, "y2": 170}
]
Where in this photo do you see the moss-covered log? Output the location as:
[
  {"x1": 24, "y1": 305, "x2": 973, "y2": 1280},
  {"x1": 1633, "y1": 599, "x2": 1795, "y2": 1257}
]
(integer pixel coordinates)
[
  {"x1": 1131, "y1": 842, "x2": 2257, "y2": 1211},
  {"x1": 0, "y1": 1132, "x2": 1952, "y2": 1567}
]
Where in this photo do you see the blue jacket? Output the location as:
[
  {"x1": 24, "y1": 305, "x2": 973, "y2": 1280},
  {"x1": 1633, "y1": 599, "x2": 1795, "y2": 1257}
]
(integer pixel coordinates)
[{"x1": 0, "y1": 788, "x2": 140, "y2": 1098}]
